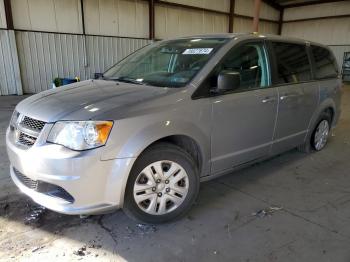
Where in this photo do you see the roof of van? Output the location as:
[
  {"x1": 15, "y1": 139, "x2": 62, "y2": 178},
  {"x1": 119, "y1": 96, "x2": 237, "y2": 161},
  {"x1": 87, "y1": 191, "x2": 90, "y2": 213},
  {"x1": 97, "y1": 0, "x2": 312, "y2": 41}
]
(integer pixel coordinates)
[{"x1": 173, "y1": 33, "x2": 328, "y2": 48}]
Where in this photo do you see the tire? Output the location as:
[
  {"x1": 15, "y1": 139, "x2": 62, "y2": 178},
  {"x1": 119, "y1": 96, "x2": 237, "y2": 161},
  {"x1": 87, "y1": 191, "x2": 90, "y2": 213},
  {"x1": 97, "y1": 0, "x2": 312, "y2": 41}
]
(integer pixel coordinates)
[
  {"x1": 298, "y1": 111, "x2": 332, "y2": 153},
  {"x1": 123, "y1": 142, "x2": 200, "y2": 224}
]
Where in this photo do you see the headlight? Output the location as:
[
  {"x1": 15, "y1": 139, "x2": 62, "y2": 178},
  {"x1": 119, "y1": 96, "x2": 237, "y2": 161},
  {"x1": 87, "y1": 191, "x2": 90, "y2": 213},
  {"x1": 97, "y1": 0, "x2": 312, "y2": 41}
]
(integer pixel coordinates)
[
  {"x1": 47, "y1": 121, "x2": 113, "y2": 150},
  {"x1": 10, "y1": 110, "x2": 20, "y2": 126}
]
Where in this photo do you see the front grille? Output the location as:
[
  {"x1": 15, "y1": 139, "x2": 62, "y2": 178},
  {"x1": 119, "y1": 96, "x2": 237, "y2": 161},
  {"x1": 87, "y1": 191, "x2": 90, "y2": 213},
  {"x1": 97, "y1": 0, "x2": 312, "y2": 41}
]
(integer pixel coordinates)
[
  {"x1": 13, "y1": 168, "x2": 38, "y2": 190},
  {"x1": 18, "y1": 133, "x2": 37, "y2": 147},
  {"x1": 12, "y1": 115, "x2": 46, "y2": 148},
  {"x1": 13, "y1": 168, "x2": 74, "y2": 203},
  {"x1": 21, "y1": 116, "x2": 46, "y2": 131}
]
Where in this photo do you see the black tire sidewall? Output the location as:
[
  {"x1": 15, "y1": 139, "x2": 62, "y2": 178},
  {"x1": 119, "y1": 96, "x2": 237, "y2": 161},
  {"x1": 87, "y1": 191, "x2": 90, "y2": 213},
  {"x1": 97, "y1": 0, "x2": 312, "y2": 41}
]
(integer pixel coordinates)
[
  {"x1": 123, "y1": 143, "x2": 199, "y2": 224},
  {"x1": 311, "y1": 112, "x2": 332, "y2": 151}
]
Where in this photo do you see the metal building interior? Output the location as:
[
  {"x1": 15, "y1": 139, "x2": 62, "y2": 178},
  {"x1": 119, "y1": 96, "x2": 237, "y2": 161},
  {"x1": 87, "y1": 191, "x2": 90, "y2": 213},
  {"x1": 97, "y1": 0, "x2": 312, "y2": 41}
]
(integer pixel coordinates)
[{"x1": 0, "y1": 0, "x2": 350, "y2": 261}]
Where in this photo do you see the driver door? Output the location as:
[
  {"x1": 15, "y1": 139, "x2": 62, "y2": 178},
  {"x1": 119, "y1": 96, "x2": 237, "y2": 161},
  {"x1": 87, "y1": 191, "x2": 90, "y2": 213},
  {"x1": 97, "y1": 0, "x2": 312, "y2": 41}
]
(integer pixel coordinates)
[{"x1": 211, "y1": 41, "x2": 278, "y2": 174}]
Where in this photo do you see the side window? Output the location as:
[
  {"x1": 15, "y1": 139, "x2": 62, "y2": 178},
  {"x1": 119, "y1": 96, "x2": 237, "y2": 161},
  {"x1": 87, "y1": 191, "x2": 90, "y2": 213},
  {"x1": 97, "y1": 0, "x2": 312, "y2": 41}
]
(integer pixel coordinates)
[
  {"x1": 272, "y1": 42, "x2": 311, "y2": 84},
  {"x1": 311, "y1": 45, "x2": 338, "y2": 79},
  {"x1": 217, "y1": 42, "x2": 270, "y2": 91}
]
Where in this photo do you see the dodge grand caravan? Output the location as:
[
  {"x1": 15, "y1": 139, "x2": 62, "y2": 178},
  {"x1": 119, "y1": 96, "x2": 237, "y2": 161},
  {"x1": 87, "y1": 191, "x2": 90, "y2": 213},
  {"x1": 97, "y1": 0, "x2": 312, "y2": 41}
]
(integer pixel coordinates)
[{"x1": 6, "y1": 33, "x2": 342, "y2": 223}]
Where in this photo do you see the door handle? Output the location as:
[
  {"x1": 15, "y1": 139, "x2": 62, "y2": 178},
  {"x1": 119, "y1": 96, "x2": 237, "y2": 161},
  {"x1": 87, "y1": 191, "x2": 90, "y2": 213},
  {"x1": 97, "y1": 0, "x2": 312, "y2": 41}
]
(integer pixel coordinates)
[
  {"x1": 261, "y1": 97, "x2": 276, "y2": 103},
  {"x1": 280, "y1": 93, "x2": 299, "y2": 100}
]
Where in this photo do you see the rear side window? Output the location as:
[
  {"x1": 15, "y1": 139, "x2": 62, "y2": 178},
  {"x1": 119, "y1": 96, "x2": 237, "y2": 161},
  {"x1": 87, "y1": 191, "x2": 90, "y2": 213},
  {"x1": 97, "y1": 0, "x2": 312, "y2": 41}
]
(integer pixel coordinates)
[
  {"x1": 272, "y1": 42, "x2": 311, "y2": 84},
  {"x1": 311, "y1": 45, "x2": 338, "y2": 79}
]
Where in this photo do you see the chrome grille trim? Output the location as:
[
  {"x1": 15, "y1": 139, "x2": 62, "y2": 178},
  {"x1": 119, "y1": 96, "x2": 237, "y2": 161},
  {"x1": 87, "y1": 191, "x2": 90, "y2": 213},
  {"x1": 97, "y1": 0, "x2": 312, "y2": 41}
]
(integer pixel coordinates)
[
  {"x1": 17, "y1": 125, "x2": 40, "y2": 138},
  {"x1": 11, "y1": 113, "x2": 47, "y2": 148},
  {"x1": 21, "y1": 116, "x2": 46, "y2": 131},
  {"x1": 18, "y1": 133, "x2": 37, "y2": 147}
]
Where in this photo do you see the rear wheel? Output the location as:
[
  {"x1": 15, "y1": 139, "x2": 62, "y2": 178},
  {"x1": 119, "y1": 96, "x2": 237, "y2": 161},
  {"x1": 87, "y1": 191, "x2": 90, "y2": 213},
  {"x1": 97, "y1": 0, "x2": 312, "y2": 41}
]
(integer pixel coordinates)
[
  {"x1": 123, "y1": 143, "x2": 199, "y2": 224},
  {"x1": 298, "y1": 111, "x2": 332, "y2": 153},
  {"x1": 312, "y1": 118, "x2": 330, "y2": 151}
]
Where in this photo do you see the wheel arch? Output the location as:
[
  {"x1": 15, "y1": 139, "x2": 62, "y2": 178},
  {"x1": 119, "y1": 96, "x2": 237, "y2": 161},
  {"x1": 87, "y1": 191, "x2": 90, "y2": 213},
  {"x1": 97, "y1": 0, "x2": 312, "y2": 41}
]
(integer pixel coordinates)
[
  {"x1": 110, "y1": 120, "x2": 211, "y2": 208},
  {"x1": 140, "y1": 135, "x2": 203, "y2": 174},
  {"x1": 306, "y1": 99, "x2": 336, "y2": 141},
  {"x1": 118, "y1": 133, "x2": 206, "y2": 209},
  {"x1": 324, "y1": 107, "x2": 335, "y2": 124}
]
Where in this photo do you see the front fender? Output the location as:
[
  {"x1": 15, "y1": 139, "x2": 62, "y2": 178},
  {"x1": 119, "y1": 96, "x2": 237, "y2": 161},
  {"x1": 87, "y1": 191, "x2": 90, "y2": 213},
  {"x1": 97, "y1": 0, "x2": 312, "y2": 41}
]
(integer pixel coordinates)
[
  {"x1": 101, "y1": 98, "x2": 212, "y2": 174},
  {"x1": 102, "y1": 116, "x2": 211, "y2": 207}
]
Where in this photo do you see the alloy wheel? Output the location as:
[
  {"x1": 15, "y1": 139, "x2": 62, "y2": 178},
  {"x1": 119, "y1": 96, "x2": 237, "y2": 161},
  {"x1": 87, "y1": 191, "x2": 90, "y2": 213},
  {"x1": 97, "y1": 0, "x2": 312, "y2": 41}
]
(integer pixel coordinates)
[{"x1": 314, "y1": 120, "x2": 330, "y2": 151}]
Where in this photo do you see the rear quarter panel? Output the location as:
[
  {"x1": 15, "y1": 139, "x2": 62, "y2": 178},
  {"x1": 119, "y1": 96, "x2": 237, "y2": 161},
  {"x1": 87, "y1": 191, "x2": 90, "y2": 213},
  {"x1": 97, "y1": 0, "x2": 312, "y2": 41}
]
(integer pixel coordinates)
[
  {"x1": 318, "y1": 78, "x2": 342, "y2": 126},
  {"x1": 307, "y1": 78, "x2": 342, "y2": 136}
]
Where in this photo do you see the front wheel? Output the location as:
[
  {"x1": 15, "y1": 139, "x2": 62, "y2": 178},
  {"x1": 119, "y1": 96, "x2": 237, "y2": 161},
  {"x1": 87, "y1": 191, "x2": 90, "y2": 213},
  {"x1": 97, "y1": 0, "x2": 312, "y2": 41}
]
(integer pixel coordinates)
[{"x1": 123, "y1": 143, "x2": 199, "y2": 224}]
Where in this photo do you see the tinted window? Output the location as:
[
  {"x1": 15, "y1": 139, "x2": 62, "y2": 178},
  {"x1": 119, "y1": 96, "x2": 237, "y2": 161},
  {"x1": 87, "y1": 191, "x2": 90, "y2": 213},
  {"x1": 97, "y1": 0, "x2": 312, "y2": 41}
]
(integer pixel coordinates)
[
  {"x1": 311, "y1": 45, "x2": 338, "y2": 79},
  {"x1": 220, "y1": 43, "x2": 269, "y2": 90},
  {"x1": 272, "y1": 42, "x2": 311, "y2": 84}
]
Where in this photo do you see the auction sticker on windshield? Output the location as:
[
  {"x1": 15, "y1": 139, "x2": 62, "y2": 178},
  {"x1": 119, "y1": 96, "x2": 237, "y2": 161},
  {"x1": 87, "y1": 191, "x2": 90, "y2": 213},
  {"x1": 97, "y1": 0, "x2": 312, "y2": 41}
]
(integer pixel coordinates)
[{"x1": 182, "y1": 48, "x2": 213, "y2": 55}]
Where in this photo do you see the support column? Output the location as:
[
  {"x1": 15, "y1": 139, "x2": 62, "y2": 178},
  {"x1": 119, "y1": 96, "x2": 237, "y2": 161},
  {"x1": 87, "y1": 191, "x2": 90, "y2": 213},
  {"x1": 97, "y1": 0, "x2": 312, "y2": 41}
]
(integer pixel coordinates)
[
  {"x1": 80, "y1": 0, "x2": 88, "y2": 67},
  {"x1": 228, "y1": 0, "x2": 235, "y2": 33},
  {"x1": 149, "y1": 0, "x2": 155, "y2": 40},
  {"x1": 4, "y1": 0, "x2": 14, "y2": 30},
  {"x1": 252, "y1": 0, "x2": 261, "y2": 32},
  {"x1": 278, "y1": 8, "x2": 284, "y2": 35}
]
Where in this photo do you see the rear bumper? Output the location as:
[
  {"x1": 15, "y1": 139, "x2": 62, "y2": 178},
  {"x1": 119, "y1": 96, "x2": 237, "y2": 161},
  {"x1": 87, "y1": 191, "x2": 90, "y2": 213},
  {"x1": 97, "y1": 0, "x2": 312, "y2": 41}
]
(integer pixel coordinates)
[{"x1": 6, "y1": 126, "x2": 136, "y2": 215}]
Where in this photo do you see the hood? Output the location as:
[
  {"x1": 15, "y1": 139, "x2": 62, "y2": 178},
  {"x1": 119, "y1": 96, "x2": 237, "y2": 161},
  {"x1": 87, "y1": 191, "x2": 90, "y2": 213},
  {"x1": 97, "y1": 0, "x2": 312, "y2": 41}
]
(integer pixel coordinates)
[{"x1": 16, "y1": 80, "x2": 175, "y2": 122}]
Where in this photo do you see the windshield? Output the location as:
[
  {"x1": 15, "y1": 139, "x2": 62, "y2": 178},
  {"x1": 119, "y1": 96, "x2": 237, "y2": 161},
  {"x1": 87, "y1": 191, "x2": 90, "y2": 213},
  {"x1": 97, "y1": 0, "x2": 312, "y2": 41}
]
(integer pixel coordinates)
[{"x1": 103, "y1": 38, "x2": 229, "y2": 88}]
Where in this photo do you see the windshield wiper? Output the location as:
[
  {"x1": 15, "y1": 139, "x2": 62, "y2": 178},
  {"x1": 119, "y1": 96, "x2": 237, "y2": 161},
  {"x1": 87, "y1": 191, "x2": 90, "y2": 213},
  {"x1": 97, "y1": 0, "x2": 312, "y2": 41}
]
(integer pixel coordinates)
[{"x1": 104, "y1": 76, "x2": 146, "y2": 85}]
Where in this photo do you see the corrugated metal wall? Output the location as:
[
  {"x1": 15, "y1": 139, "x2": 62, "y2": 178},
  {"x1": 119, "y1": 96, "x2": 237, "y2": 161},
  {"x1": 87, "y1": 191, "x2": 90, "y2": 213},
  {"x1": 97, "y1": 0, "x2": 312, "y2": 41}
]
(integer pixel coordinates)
[
  {"x1": 161, "y1": 0, "x2": 230, "y2": 13},
  {"x1": 15, "y1": 31, "x2": 150, "y2": 93},
  {"x1": 233, "y1": 18, "x2": 278, "y2": 34},
  {"x1": 0, "y1": 0, "x2": 6, "y2": 28},
  {"x1": 11, "y1": 0, "x2": 149, "y2": 38},
  {"x1": 15, "y1": 32, "x2": 85, "y2": 93},
  {"x1": 232, "y1": 0, "x2": 279, "y2": 34},
  {"x1": 84, "y1": 0, "x2": 149, "y2": 38},
  {"x1": 155, "y1": 5, "x2": 229, "y2": 39},
  {"x1": 235, "y1": 0, "x2": 279, "y2": 21},
  {"x1": 11, "y1": 0, "x2": 83, "y2": 34},
  {"x1": 329, "y1": 46, "x2": 350, "y2": 70},
  {"x1": 1, "y1": 0, "x2": 283, "y2": 95},
  {"x1": 282, "y1": 18, "x2": 350, "y2": 46},
  {"x1": 283, "y1": 1, "x2": 350, "y2": 21},
  {"x1": 282, "y1": 3, "x2": 350, "y2": 44},
  {"x1": 0, "y1": 30, "x2": 22, "y2": 95}
]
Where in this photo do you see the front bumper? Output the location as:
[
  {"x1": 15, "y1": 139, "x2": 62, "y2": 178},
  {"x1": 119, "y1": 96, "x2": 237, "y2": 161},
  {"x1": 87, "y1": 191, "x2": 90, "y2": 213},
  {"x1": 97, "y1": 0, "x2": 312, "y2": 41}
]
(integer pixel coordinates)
[{"x1": 6, "y1": 126, "x2": 135, "y2": 215}]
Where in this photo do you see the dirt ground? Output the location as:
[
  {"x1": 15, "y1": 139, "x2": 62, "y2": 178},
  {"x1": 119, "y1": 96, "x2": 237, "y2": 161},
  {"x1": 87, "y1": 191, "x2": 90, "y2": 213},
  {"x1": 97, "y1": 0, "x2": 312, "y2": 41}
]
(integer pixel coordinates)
[{"x1": 0, "y1": 84, "x2": 349, "y2": 262}]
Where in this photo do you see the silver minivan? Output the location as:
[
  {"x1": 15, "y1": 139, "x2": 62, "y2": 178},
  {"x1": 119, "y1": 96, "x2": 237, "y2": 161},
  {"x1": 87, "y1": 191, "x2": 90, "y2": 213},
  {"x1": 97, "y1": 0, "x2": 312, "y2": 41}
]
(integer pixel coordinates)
[{"x1": 6, "y1": 33, "x2": 342, "y2": 223}]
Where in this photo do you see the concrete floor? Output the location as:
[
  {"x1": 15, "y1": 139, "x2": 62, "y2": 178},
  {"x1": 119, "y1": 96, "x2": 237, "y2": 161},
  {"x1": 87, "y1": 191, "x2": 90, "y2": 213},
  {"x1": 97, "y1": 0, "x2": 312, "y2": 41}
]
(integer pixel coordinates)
[{"x1": 0, "y1": 85, "x2": 350, "y2": 262}]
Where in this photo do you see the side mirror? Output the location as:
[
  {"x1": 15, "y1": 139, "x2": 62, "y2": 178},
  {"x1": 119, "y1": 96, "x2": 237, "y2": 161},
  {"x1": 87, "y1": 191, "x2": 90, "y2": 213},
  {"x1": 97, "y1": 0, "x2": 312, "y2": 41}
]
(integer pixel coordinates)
[
  {"x1": 94, "y1": 73, "x2": 104, "y2": 79},
  {"x1": 217, "y1": 71, "x2": 240, "y2": 92}
]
